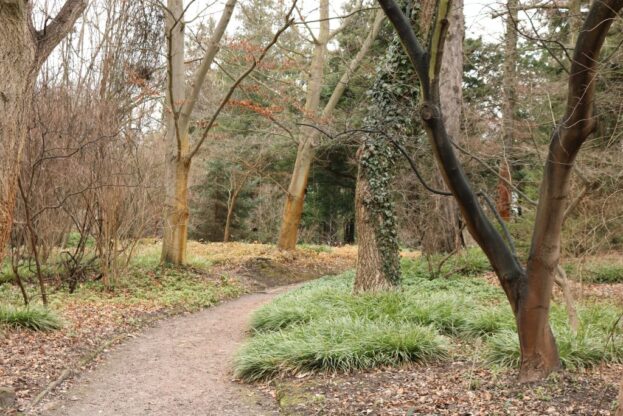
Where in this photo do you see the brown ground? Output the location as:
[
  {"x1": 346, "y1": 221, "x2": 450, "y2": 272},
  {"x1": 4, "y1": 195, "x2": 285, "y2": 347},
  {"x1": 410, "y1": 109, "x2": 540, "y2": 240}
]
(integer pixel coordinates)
[
  {"x1": 36, "y1": 286, "x2": 292, "y2": 416},
  {"x1": 0, "y1": 242, "x2": 357, "y2": 414},
  {"x1": 271, "y1": 362, "x2": 622, "y2": 415}
]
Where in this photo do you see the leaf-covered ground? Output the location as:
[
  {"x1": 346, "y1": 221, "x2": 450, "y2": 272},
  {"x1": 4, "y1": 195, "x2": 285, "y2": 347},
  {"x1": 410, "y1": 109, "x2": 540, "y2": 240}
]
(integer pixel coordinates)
[
  {"x1": 0, "y1": 241, "x2": 356, "y2": 414},
  {"x1": 270, "y1": 362, "x2": 622, "y2": 415}
]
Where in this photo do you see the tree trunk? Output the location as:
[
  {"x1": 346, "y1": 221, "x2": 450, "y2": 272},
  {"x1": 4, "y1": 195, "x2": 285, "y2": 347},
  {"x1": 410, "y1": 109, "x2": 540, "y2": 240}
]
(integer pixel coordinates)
[
  {"x1": 0, "y1": 5, "x2": 36, "y2": 263},
  {"x1": 161, "y1": 158, "x2": 191, "y2": 265},
  {"x1": 497, "y1": 162, "x2": 512, "y2": 221},
  {"x1": 353, "y1": 147, "x2": 401, "y2": 293},
  {"x1": 278, "y1": 137, "x2": 316, "y2": 249},
  {"x1": 277, "y1": 6, "x2": 384, "y2": 250},
  {"x1": 223, "y1": 188, "x2": 240, "y2": 243},
  {"x1": 497, "y1": 0, "x2": 518, "y2": 221},
  {"x1": 161, "y1": 0, "x2": 189, "y2": 264},
  {"x1": 0, "y1": 0, "x2": 85, "y2": 263},
  {"x1": 422, "y1": 0, "x2": 463, "y2": 254}
]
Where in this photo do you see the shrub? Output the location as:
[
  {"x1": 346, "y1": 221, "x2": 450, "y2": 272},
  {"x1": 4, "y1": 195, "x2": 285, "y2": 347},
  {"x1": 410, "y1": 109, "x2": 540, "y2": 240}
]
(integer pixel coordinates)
[{"x1": 485, "y1": 304, "x2": 623, "y2": 369}]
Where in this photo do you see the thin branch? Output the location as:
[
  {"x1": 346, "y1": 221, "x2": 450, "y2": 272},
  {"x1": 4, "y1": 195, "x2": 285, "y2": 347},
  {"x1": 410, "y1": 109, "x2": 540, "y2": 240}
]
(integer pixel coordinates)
[{"x1": 188, "y1": 1, "x2": 297, "y2": 160}]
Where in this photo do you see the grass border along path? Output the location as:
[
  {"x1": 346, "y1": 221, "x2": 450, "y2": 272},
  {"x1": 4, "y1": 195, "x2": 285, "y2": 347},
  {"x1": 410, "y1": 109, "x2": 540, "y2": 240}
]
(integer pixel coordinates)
[{"x1": 234, "y1": 250, "x2": 623, "y2": 381}]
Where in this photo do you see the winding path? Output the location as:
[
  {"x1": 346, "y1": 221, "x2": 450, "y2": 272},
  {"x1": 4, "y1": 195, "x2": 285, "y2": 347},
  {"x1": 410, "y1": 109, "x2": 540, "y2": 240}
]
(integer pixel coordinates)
[{"x1": 42, "y1": 287, "x2": 291, "y2": 416}]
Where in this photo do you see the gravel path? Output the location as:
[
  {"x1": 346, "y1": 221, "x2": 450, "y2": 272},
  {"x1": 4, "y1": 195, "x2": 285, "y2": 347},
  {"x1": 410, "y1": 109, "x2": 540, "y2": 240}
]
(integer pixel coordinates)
[{"x1": 41, "y1": 287, "x2": 291, "y2": 416}]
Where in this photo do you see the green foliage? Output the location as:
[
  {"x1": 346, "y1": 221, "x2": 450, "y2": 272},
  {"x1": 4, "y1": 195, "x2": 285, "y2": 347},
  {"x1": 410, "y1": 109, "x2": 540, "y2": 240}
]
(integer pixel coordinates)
[
  {"x1": 0, "y1": 243, "x2": 241, "y2": 313},
  {"x1": 0, "y1": 306, "x2": 63, "y2": 331},
  {"x1": 69, "y1": 265, "x2": 242, "y2": 311},
  {"x1": 234, "y1": 317, "x2": 447, "y2": 381},
  {"x1": 237, "y1": 261, "x2": 504, "y2": 380}
]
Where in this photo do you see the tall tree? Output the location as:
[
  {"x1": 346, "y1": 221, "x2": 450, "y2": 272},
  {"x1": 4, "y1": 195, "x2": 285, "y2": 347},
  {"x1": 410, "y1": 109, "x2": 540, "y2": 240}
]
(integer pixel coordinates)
[
  {"x1": 496, "y1": 0, "x2": 518, "y2": 221},
  {"x1": 161, "y1": 0, "x2": 294, "y2": 263},
  {"x1": 421, "y1": 0, "x2": 463, "y2": 254},
  {"x1": 0, "y1": 0, "x2": 86, "y2": 263},
  {"x1": 353, "y1": 3, "x2": 419, "y2": 292},
  {"x1": 377, "y1": 0, "x2": 623, "y2": 381},
  {"x1": 161, "y1": 0, "x2": 236, "y2": 264},
  {"x1": 277, "y1": 2, "x2": 384, "y2": 250}
]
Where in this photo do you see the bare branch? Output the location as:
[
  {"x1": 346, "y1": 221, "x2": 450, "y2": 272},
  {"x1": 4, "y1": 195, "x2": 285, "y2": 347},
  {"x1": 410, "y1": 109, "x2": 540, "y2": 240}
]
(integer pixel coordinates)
[
  {"x1": 188, "y1": 1, "x2": 297, "y2": 160},
  {"x1": 35, "y1": 0, "x2": 87, "y2": 67}
]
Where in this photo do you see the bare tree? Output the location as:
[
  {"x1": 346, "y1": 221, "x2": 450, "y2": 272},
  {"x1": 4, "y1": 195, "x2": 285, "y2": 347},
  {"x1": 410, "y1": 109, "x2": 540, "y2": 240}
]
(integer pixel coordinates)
[
  {"x1": 277, "y1": 3, "x2": 384, "y2": 250},
  {"x1": 0, "y1": 0, "x2": 86, "y2": 263},
  {"x1": 161, "y1": 0, "x2": 295, "y2": 264},
  {"x1": 377, "y1": 0, "x2": 623, "y2": 381}
]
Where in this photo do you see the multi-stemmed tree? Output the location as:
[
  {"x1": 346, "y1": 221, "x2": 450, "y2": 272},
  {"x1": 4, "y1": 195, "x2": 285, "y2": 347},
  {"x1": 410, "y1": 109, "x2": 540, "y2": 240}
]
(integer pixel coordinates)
[{"x1": 377, "y1": 0, "x2": 623, "y2": 381}]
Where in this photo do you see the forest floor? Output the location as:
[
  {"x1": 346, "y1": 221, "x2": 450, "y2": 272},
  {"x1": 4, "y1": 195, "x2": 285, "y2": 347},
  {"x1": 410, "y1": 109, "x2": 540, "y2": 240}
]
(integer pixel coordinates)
[
  {"x1": 2, "y1": 244, "x2": 622, "y2": 415},
  {"x1": 262, "y1": 271, "x2": 623, "y2": 415},
  {"x1": 0, "y1": 241, "x2": 356, "y2": 414}
]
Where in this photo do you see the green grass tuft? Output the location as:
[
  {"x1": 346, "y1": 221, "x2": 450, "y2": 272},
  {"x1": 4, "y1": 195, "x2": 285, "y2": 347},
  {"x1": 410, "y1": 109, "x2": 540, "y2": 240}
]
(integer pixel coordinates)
[
  {"x1": 235, "y1": 317, "x2": 447, "y2": 381},
  {"x1": 0, "y1": 306, "x2": 63, "y2": 331},
  {"x1": 485, "y1": 304, "x2": 623, "y2": 369}
]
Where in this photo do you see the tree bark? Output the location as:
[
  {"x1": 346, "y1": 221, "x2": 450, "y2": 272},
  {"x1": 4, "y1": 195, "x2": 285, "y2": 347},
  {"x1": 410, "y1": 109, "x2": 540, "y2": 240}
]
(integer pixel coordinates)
[
  {"x1": 354, "y1": 170, "x2": 396, "y2": 292},
  {"x1": 353, "y1": 145, "x2": 401, "y2": 293},
  {"x1": 422, "y1": 0, "x2": 463, "y2": 254},
  {"x1": 497, "y1": 0, "x2": 518, "y2": 221},
  {"x1": 277, "y1": 6, "x2": 384, "y2": 250},
  {"x1": 0, "y1": 0, "x2": 85, "y2": 264}
]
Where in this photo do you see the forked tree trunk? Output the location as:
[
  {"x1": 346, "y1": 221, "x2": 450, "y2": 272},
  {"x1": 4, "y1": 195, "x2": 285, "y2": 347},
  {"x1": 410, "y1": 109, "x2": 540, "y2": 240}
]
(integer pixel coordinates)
[
  {"x1": 377, "y1": 0, "x2": 622, "y2": 382},
  {"x1": 0, "y1": 0, "x2": 85, "y2": 264},
  {"x1": 277, "y1": 0, "x2": 329, "y2": 250},
  {"x1": 277, "y1": 7, "x2": 384, "y2": 250}
]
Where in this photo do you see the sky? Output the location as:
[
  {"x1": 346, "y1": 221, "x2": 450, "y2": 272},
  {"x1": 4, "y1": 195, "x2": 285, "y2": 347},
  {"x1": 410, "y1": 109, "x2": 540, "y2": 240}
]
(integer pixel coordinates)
[{"x1": 187, "y1": 0, "x2": 508, "y2": 42}]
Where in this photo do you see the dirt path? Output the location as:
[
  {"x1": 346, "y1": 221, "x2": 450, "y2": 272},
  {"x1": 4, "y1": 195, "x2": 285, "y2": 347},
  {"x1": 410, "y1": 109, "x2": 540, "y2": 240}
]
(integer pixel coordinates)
[{"x1": 39, "y1": 287, "x2": 292, "y2": 416}]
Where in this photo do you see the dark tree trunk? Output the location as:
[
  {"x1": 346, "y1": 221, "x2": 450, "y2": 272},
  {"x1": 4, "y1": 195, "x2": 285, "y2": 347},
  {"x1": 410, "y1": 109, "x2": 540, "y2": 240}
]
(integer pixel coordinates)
[{"x1": 377, "y1": 0, "x2": 622, "y2": 381}]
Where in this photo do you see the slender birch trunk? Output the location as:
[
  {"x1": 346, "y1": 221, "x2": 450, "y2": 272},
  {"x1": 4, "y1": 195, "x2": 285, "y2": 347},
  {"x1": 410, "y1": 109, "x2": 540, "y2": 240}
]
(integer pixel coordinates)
[{"x1": 496, "y1": 0, "x2": 518, "y2": 221}]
